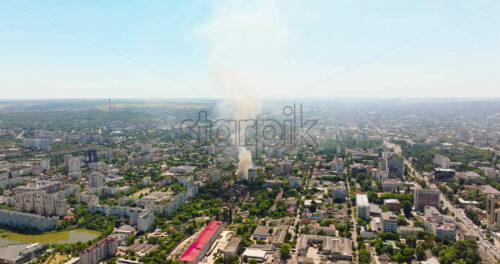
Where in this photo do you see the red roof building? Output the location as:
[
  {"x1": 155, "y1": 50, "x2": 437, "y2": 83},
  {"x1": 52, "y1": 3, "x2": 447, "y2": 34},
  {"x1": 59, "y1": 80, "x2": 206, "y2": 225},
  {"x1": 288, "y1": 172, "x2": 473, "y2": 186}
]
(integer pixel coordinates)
[{"x1": 179, "y1": 221, "x2": 223, "y2": 264}]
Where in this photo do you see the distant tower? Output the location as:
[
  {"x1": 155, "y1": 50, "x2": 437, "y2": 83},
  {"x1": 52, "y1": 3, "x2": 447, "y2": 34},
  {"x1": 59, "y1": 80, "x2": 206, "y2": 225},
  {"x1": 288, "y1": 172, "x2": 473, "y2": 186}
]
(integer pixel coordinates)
[
  {"x1": 248, "y1": 168, "x2": 256, "y2": 182},
  {"x1": 108, "y1": 98, "x2": 111, "y2": 112}
]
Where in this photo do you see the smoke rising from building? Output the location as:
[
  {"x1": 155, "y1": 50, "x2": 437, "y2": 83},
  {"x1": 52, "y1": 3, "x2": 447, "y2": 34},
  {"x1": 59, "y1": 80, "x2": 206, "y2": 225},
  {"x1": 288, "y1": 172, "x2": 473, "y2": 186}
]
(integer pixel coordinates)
[{"x1": 195, "y1": 0, "x2": 288, "y2": 181}]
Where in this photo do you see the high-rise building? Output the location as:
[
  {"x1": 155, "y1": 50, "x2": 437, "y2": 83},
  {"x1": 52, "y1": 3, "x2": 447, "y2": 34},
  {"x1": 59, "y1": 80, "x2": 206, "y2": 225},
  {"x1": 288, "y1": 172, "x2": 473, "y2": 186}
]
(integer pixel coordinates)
[
  {"x1": 275, "y1": 161, "x2": 293, "y2": 177},
  {"x1": 486, "y1": 194, "x2": 500, "y2": 226},
  {"x1": 414, "y1": 189, "x2": 440, "y2": 212},
  {"x1": 138, "y1": 210, "x2": 154, "y2": 232},
  {"x1": 23, "y1": 139, "x2": 50, "y2": 151},
  {"x1": 289, "y1": 176, "x2": 300, "y2": 189},
  {"x1": 379, "y1": 153, "x2": 404, "y2": 178},
  {"x1": 248, "y1": 168, "x2": 256, "y2": 182},
  {"x1": 79, "y1": 237, "x2": 118, "y2": 264},
  {"x1": 83, "y1": 149, "x2": 98, "y2": 164},
  {"x1": 331, "y1": 157, "x2": 344, "y2": 172},
  {"x1": 89, "y1": 172, "x2": 103, "y2": 189},
  {"x1": 67, "y1": 157, "x2": 81, "y2": 172},
  {"x1": 40, "y1": 159, "x2": 50, "y2": 172},
  {"x1": 14, "y1": 191, "x2": 67, "y2": 217},
  {"x1": 356, "y1": 194, "x2": 370, "y2": 220}
]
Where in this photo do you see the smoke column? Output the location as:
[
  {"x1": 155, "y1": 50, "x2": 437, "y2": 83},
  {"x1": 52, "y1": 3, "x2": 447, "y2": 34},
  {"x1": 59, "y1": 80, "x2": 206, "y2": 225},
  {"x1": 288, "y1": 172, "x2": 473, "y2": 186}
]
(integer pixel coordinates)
[{"x1": 194, "y1": 0, "x2": 289, "y2": 181}]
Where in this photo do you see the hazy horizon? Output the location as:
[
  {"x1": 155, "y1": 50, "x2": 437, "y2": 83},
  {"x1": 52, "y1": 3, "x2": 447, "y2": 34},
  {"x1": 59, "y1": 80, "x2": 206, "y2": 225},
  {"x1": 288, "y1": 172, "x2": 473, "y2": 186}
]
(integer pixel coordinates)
[{"x1": 1, "y1": 0, "x2": 500, "y2": 99}]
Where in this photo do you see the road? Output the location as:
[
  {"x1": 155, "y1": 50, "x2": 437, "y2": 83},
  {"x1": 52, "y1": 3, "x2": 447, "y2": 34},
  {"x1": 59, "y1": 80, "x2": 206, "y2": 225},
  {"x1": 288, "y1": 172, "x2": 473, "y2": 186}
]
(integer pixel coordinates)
[
  {"x1": 382, "y1": 136, "x2": 500, "y2": 263},
  {"x1": 344, "y1": 175, "x2": 358, "y2": 263}
]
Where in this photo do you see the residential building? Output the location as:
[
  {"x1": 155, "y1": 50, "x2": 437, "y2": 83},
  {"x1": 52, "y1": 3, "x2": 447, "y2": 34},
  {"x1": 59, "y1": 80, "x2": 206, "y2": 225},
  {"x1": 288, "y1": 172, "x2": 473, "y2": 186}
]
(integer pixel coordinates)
[
  {"x1": 67, "y1": 157, "x2": 81, "y2": 172},
  {"x1": 381, "y1": 212, "x2": 398, "y2": 233},
  {"x1": 424, "y1": 206, "x2": 456, "y2": 240},
  {"x1": 289, "y1": 176, "x2": 300, "y2": 189},
  {"x1": 83, "y1": 149, "x2": 98, "y2": 164},
  {"x1": 383, "y1": 199, "x2": 401, "y2": 211},
  {"x1": 248, "y1": 168, "x2": 256, "y2": 182},
  {"x1": 332, "y1": 183, "x2": 346, "y2": 201},
  {"x1": 40, "y1": 159, "x2": 50, "y2": 172},
  {"x1": 380, "y1": 153, "x2": 404, "y2": 178},
  {"x1": 275, "y1": 161, "x2": 293, "y2": 177},
  {"x1": 331, "y1": 157, "x2": 344, "y2": 172},
  {"x1": 13, "y1": 180, "x2": 60, "y2": 194},
  {"x1": 457, "y1": 171, "x2": 485, "y2": 184},
  {"x1": 0, "y1": 209, "x2": 58, "y2": 231},
  {"x1": 14, "y1": 191, "x2": 67, "y2": 217},
  {"x1": 23, "y1": 139, "x2": 50, "y2": 151},
  {"x1": 399, "y1": 226, "x2": 423, "y2": 237},
  {"x1": 433, "y1": 154, "x2": 450, "y2": 169},
  {"x1": 80, "y1": 237, "x2": 118, "y2": 264},
  {"x1": 414, "y1": 189, "x2": 440, "y2": 212},
  {"x1": 89, "y1": 172, "x2": 103, "y2": 189},
  {"x1": 350, "y1": 164, "x2": 367, "y2": 177},
  {"x1": 381, "y1": 179, "x2": 403, "y2": 192},
  {"x1": 356, "y1": 194, "x2": 370, "y2": 220},
  {"x1": 137, "y1": 210, "x2": 154, "y2": 232}
]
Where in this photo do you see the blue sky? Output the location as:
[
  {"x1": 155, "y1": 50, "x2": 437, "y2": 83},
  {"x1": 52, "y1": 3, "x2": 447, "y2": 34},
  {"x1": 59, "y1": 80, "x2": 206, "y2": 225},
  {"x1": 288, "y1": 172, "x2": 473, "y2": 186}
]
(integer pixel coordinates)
[{"x1": 0, "y1": 0, "x2": 499, "y2": 99}]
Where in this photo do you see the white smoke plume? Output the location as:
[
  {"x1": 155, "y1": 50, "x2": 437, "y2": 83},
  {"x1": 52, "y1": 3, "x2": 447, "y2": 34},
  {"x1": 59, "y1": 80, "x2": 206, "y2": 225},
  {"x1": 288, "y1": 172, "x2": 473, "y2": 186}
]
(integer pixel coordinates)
[
  {"x1": 194, "y1": 0, "x2": 289, "y2": 181},
  {"x1": 237, "y1": 147, "x2": 254, "y2": 180}
]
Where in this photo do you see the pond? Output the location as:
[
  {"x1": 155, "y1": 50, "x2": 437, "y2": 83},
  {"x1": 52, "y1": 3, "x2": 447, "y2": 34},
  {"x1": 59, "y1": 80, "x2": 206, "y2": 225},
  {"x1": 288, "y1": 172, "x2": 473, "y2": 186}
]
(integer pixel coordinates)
[{"x1": 0, "y1": 228, "x2": 101, "y2": 246}]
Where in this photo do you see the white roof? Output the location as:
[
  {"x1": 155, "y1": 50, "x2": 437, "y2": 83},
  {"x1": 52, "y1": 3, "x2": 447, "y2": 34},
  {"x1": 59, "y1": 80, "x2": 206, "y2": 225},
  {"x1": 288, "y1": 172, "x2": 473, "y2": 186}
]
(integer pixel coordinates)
[
  {"x1": 243, "y1": 248, "x2": 267, "y2": 258},
  {"x1": 356, "y1": 194, "x2": 369, "y2": 207}
]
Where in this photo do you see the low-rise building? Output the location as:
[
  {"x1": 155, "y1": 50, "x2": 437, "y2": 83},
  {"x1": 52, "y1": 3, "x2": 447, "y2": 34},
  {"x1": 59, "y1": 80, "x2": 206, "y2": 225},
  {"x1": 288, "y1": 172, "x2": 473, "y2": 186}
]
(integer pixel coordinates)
[
  {"x1": 381, "y1": 212, "x2": 398, "y2": 233},
  {"x1": 253, "y1": 225, "x2": 270, "y2": 240},
  {"x1": 178, "y1": 221, "x2": 223, "y2": 264},
  {"x1": 457, "y1": 171, "x2": 485, "y2": 184},
  {"x1": 433, "y1": 168, "x2": 455, "y2": 181},
  {"x1": 242, "y1": 248, "x2": 267, "y2": 263},
  {"x1": 224, "y1": 237, "x2": 242, "y2": 262},
  {"x1": 398, "y1": 226, "x2": 423, "y2": 237},
  {"x1": 332, "y1": 182, "x2": 346, "y2": 201},
  {"x1": 424, "y1": 206, "x2": 456, "y2": 240},
  {"x1": 0, "y1": 243, "x2": 48, "y2": 264},
  {"x1": 297, "y1": 235, "x2": 352, "y2": 261},
  {"x1": 383, "y1": 199, "x2": 401, "y2": 211},
  {"x1": 381, "y1": 179, "x2": 403, "y2": 192},
  {"x1": 271, "y1": 225, "x2": 289, "y2": 248}
]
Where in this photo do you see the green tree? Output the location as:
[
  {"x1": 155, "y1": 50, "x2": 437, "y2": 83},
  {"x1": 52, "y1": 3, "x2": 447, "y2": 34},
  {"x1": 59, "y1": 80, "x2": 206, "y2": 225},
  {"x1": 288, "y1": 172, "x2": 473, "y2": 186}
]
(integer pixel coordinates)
[
  {"x1": 280, "y1": 243, "x2": 292, "y2": 260},
  {"x1": 416, "y1": 245, "x2": 425, "y2": 260},
  {"x1": 402, "y1": 200, "x2": 412, "y2": 216}
]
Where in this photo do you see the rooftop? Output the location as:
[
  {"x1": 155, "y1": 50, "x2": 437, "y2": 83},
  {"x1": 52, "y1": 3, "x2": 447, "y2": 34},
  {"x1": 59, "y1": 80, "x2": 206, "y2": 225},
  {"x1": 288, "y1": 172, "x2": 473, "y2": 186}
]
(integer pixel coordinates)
[
  {"x1": 356, "y1": 194, "x2": 369, "y2": 207},
  {"x1": 179, "y1": 221, "x2": 223, "y2": 262}
]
